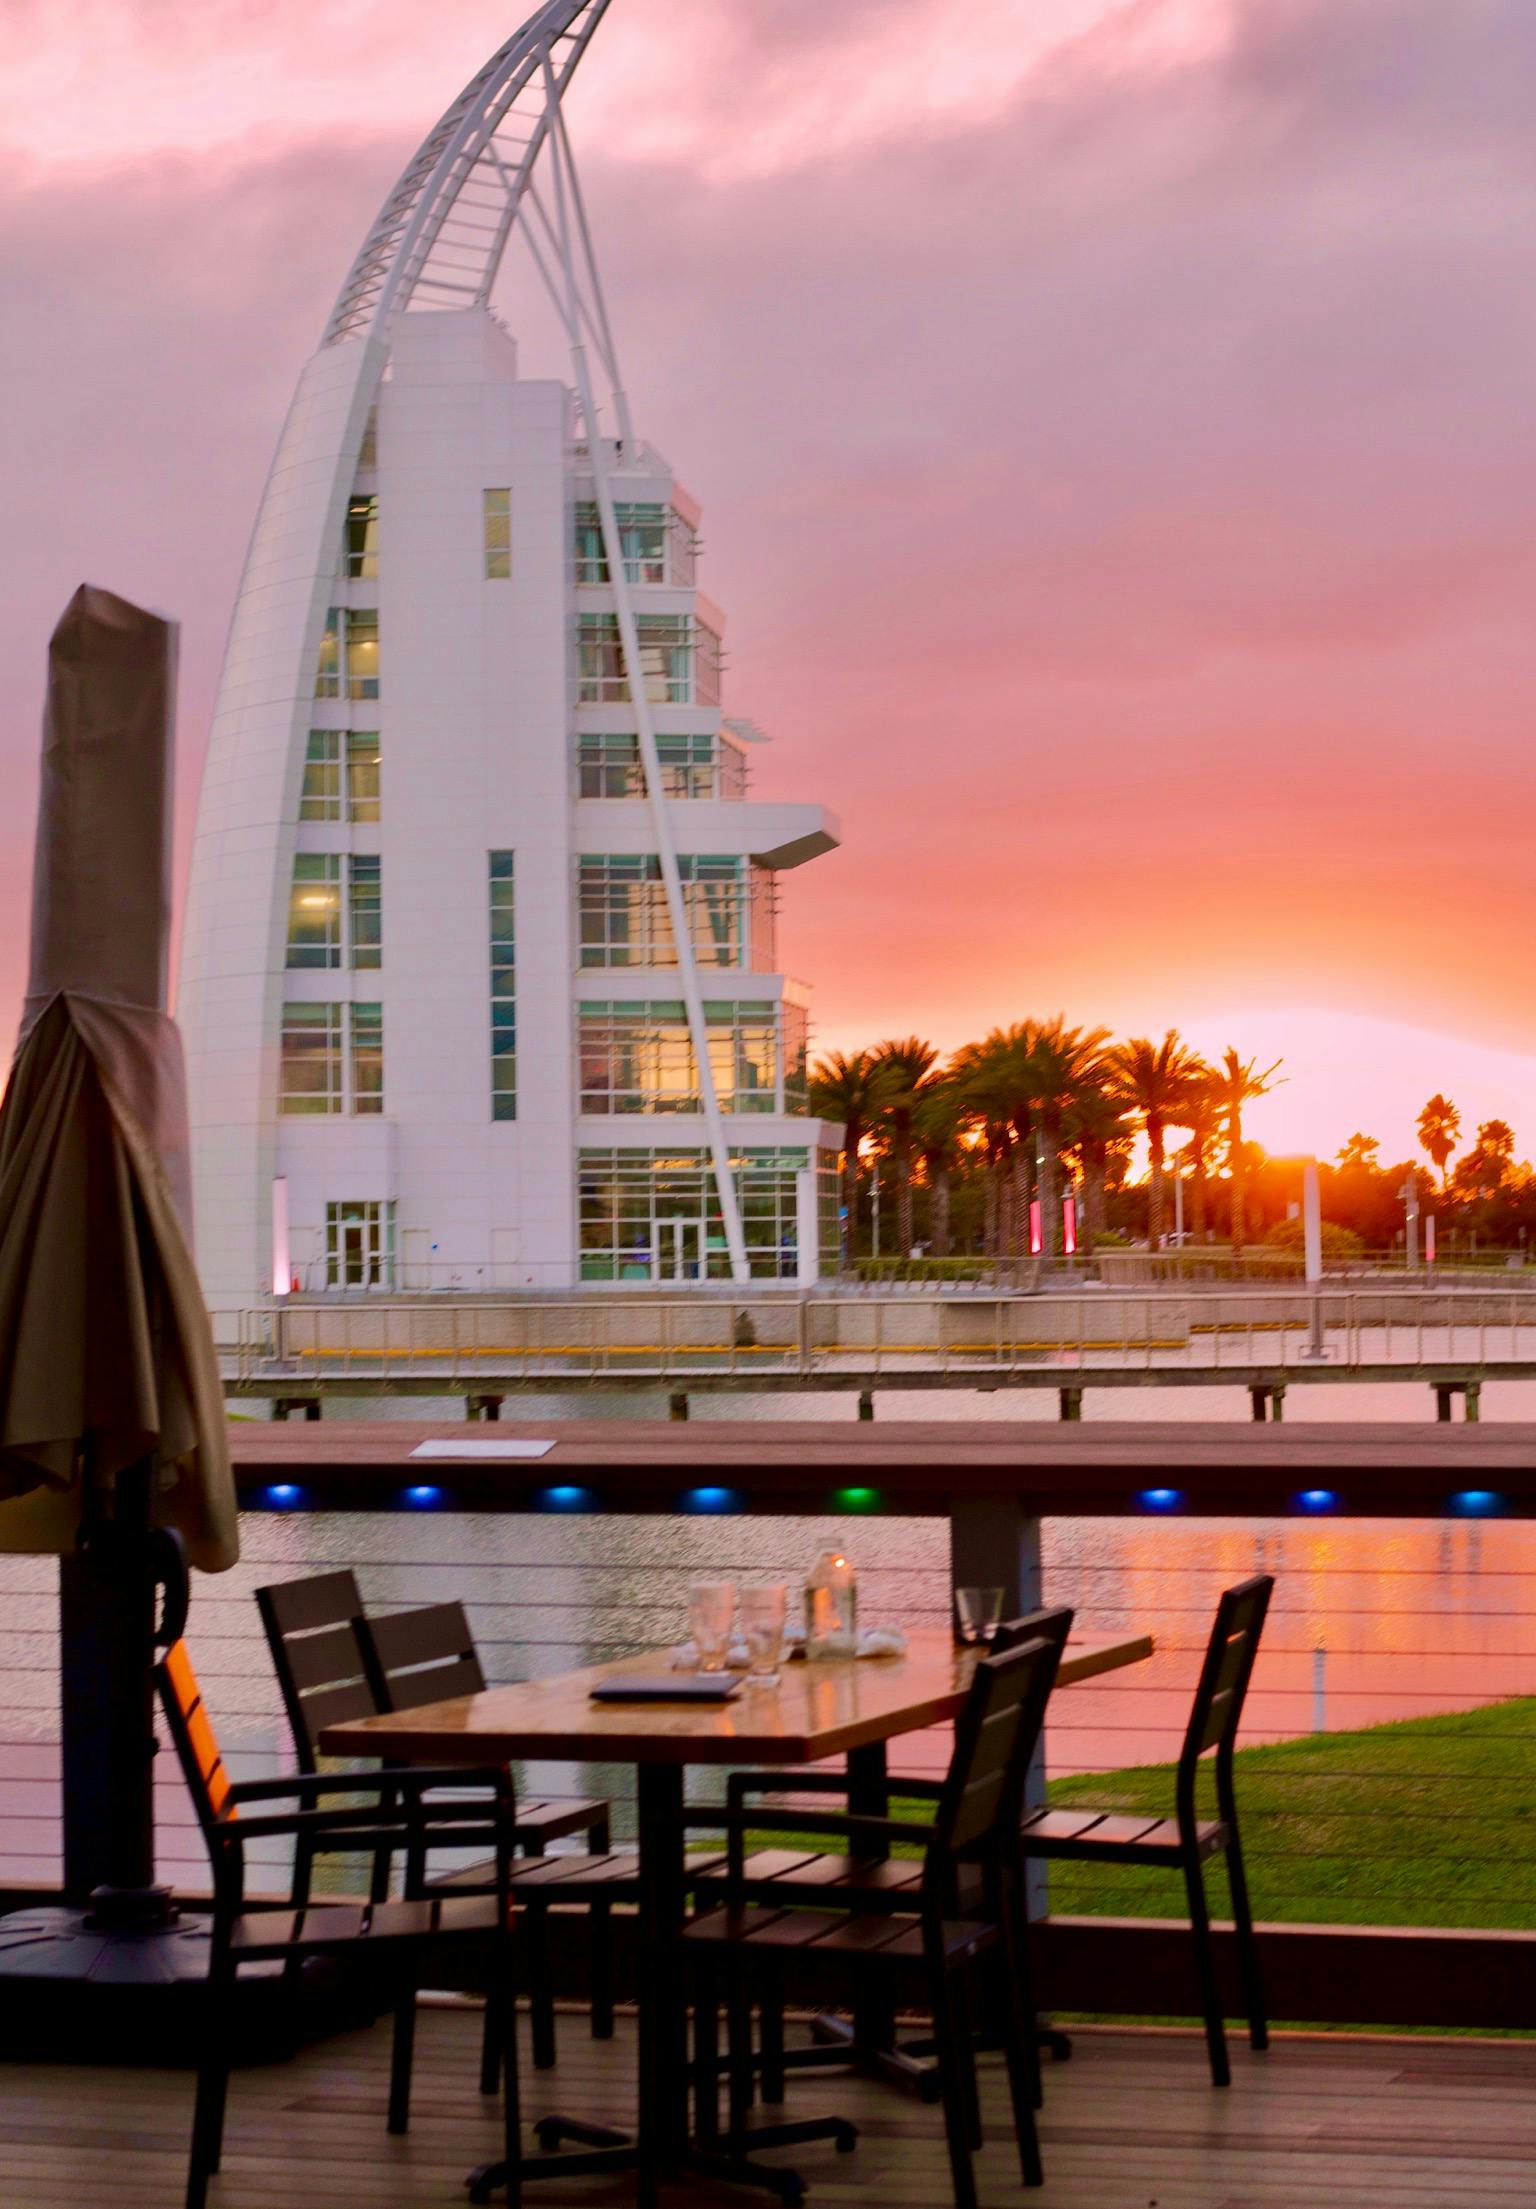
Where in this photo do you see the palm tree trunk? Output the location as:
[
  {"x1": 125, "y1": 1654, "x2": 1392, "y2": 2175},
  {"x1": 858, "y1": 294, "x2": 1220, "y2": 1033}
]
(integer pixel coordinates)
[
  {"x1": 1228, "y1": 1108, "x2": 1246, "y2": 1254},
  {"x1": 930, "y1": 1168, "x2": 951, "y2": 1259},
  {"x1": 1037, "y1": 1116, "x2": 1060, "y2": 1258},
  {"x1": 1083, "y1": 1145, "x2": 1107, "y2": 1251},
  {"x1": 841, "y1": 1119, "x2": 863, "y2": 1267},
  {"x1": 1148, "y1": 1124, "x2": 1167, "y2": 1248},
  {"x1": 1190, "y1": 1157, "x2": 1208, "y2": 1241},
  {"x1": 895, "y1": 1127, "x2": 914, "y2": 1256}
]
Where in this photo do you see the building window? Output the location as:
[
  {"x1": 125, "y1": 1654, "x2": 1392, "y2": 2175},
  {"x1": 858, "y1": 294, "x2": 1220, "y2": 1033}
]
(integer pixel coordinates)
[
  {"x1": 783, "y1": 1000, "x2": 810, "y2": 1113},
  {"x1": 573, "y1": 501, "x2": 696, "y2": 587},
  {"x1": 577, "y1": 1147, "x2": 820, "y2": 1282},
  {"x1": 577, "y1": 732, "x2": 746, "y2": 801},
  {"x1": 325, "y1": 1200, "x2": 395, "y2": 1290},
  {"x1": 579, "y1": 1000, "x2": 779, "y2": 1115},
  {"x1": 279, "y1": 1003, "x2": 344, "y2": 1114},
  {"x1": 357, "y1": 407, "x2": 378, "y2": 471},
  {"x1": 351, "y1": 1002, "x2": 384, "y2": 1114},
  {"x1": 578, "y1": 614, "x2": 698, "y2": 704},
  {"x1": 750, "y1": 863, "x2": 778, "y2": 972},
  {"x1": 314, "y1": 608, "x2": 380, "y2": 699},
  {"x1": 695, "y1": 621, "x2": 723, "y2": 709},
  {"x1": 484, "y1": 488, "x2": 511, "y2": 580},
  {"x1": 489, "y1": 851, "x2": 516, "y2": 1121},
  {"x1": 286, "y1": 855, "x2": 381, "y2": 969},
  {"x1": 578, "y1": 854, "x2": 748, "y2": 969},
  {"x1": 286, "y1": 855, "x2": 342, "y2": 968},
  {"x1": 300, "y1": 730, "x2": 381, "y2": 822},
  {"x1": 279, "y1": 1003, "x2": 383, "y2": 1116},
  {"x1": 344, "y1": 492, "x2": 379, "y2": 578}
]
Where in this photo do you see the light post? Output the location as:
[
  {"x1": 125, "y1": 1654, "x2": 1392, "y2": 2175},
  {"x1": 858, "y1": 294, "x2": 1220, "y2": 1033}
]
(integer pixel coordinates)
[{"x1": 1399, "y1": 1173, "x2": 1421, "y2": 1270}]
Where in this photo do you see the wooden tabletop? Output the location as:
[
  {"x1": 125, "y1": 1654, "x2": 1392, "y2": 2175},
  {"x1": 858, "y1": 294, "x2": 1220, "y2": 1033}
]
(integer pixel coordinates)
[{"x1": 318, "y1": 1627, "x2": 1153, "y2": 1769}]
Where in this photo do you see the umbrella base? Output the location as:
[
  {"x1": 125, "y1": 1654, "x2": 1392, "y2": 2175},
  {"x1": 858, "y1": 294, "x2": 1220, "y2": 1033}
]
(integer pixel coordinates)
[{"x1": 0, "y1": 1905, "x2": 360, "y2": 2065}]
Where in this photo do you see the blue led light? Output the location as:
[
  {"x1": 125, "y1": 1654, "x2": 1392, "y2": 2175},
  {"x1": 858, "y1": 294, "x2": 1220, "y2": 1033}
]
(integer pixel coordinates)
[
  {"x1": 1140, "y1": 1488, "x2": 1181, "y2": 1511},
  {"x1": 265, "y1": 1484, "x2": 301, "y2": 1508},
  {"x1": 1298, "y1": 1489, "x2": 1337, "y2": 1511},
  {"x1": 1452, "y1": 1490, "x2": 1501, "y2": 1515},
  {"x1": 404, "y1": 1484, "x2": 443, "y2": 1507},
  {"x1": 541, "y1": 1485, "x2": 593, "y2": 1510},
  {"x1": 684, "y1": 1486, "x2": 742, "y2": 1513}
]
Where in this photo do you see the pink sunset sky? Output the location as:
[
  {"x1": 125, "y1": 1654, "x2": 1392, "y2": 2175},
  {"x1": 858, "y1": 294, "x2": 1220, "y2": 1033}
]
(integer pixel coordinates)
[{"x1": 2, "y1": 0, "x2": 1534, "y2": 1165}]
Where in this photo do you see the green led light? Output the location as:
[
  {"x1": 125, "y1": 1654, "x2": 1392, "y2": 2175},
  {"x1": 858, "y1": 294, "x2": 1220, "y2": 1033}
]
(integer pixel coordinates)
[{"x1": 837, "y1": 1487, "x2": 881, "y2": 1512}]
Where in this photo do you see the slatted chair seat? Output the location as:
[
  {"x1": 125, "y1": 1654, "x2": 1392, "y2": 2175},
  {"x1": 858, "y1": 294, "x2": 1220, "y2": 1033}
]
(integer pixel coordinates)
[
  {"x1": 1021, "y1": 1807, "x2": 1227, "y2": 1860},
  {"x1": 686, "y1": 1904, "x2": 998, "y2": 1971},
  {"x1": 432, "y1": 1846, "x2": 728, "y2": 1897},
  {"x1": 707, "y1": 1846, "x2": 928, "y2": 1905},
  {"x1": 229, "y1": 1891, "x2": 503, "y2": 1956}
]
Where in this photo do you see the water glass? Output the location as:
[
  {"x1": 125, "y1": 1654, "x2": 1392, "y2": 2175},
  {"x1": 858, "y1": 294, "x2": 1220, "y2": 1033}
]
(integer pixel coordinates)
[
  {"x1": 739, "y1": 1584, "x2": 789, "y2": 1687},
  {"x1": 954, "y1": 1586, "x2": 1005, "y2": 1647},
  {"x1": 688, "y1": 1580, "x2": 736, "y2": 1672}
]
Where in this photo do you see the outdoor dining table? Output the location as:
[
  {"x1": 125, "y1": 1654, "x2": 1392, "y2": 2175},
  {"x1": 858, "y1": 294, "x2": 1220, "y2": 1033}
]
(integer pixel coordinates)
[{"x1": 320, "y1": 1624, "x2": 1153, "y2": 2202}]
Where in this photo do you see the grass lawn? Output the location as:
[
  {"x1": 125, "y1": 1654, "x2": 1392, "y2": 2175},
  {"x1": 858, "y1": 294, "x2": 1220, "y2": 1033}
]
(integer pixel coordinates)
[{"x1": 750, "y1": 1698, "x2": 1536, "y2": 1932}]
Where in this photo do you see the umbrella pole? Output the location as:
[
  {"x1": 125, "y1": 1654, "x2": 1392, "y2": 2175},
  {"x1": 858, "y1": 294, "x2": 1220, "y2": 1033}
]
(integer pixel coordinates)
[{"x1": 59, "y1": 1450, "x2": 182, "y2": 1928}]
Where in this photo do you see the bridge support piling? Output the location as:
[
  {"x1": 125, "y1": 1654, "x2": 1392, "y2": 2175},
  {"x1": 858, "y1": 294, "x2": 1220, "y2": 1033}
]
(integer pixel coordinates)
[
  {"x1": 1249, "y1": 1384, "x2": 1285, "y2": 1422},
  {"x1": 1435, "y1": 1380, "x2": 1481, "y2": 1422},
  {"x1": 668, "y1": 1391, "x2": 689, "y2": 1422},
  {"x1": 1058, "y1": 1387, "x2": 1083, "y2": 1422},
  {"x1": 467, "y1": 1395, "x2": 504, "y2": 1423},
  {"x1": 858, "y1": 1390, "x2": 875, "y2": 1422},
  {"x1": 272, "y1": 1397, "x2": 319, "y2": 1423}
]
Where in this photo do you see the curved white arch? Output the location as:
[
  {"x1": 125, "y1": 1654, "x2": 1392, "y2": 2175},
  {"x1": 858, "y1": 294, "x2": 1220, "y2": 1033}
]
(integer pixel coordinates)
[{"x1": 325, "y1": 0, "x2": 612, "y2": 347}]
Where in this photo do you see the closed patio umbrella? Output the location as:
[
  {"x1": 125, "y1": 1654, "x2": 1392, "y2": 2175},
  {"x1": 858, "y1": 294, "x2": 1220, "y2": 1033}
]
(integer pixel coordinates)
[{"x1": 0, "y1": 585, "x2": 237, "y2": 1919}]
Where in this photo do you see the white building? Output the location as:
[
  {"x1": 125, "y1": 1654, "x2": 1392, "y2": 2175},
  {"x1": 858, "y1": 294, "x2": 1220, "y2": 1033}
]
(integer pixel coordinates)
[{"x1": 178, "y1": 2, "x2": 840, "y2": 1302}]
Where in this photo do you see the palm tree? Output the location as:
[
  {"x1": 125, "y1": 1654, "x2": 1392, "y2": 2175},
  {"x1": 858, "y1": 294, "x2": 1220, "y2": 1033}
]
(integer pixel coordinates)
[
  {"x1": 809, "y1": 1049, "x2": 895, "y2": 1266},
  {"x1": 1178, "y1": 1072, "x2": 1225, "y2": 1242},
  {"x1": 1026, "y1": 1018, "x2": 1111, "y2": 1256},
  {"x1": 868, "y1": 1037, "x2": 940, "y2": 1258},
  {"x1": 913, "y1": 1077, "x2": 966, "y2": 1258},
  {"x1": 1213, "y1": 1047, "x2": 1283, "y2": 1254},
  {"x1": 950, "y1": 1029, "x2": 1029, "y2": 1257},
  {"x1": 1064, "y1": 1077, "x2": 1134, "y2": 1253},
  {"x1": 1417, "y1": 1095, "x2": 1461, "y2": 1192},
  {"x1": 1110, "y1": 1031, "x2": 1208, "y2": 1249},
  {"x1": 1336, "y1": 1132, "x2": 1380, "y2": 1170}
]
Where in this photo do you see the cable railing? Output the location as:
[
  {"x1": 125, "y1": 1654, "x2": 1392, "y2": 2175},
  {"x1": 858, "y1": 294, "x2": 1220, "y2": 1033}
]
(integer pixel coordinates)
[{"x1": 4, "y1": 1506, "x2": 1534, "y2": 1955}]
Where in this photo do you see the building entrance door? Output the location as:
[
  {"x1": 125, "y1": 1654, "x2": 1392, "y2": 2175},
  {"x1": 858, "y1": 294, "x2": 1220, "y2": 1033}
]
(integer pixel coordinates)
[
  {"x1": 652, "y1": 1211, "x2": 703, "y2": 1284},
  {"x1": 325, "y1": 1200, "x2": 395, "y2": 1290}
]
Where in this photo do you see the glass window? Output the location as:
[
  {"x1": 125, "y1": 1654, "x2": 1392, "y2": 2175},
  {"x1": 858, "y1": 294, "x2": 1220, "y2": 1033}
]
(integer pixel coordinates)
[
  {"x1": 357, "y1": 407, "x2": 378, "y2": 471},
  {"x1": 574, "y1": 500, "x2": 693, "y2": 586},
  {"x1": 313, "y1": 610, "x2": 341, "y2": 700},
  {"x1": 577, "y1": 1147, "x2": 816, "y2": 1281},
  {"x1": 489, "y1": 851, "x2": 515, "y2": 1121},
  {"x1": 578, "y1": 1001, "x2": 780, "y2": 1114},
  {"x1": 749, "y1": 864, "x2": 778, "y2": 971},
  {"x1": 324, "y1": 1200, "x2": 395, "y2": 1290},
  {"x1": 279, "y1": 1003, "x2": 343, "y2": 1114},
  {"x1": 351, "y1": 1002, "x2": 383, "y2": 1114},
  {"x1": 783, "y1": 1000, "x2": 810, "y2": 1113},
  {"x1": 349, "y1": 855, "x2": 381, "y2": 970},
  {"x1": 484, "y1": 488, "x2": 511, "y2": 580},
  {"x1": 695, "y1": 621, "x2": 724, "y2": 709},
  {"x1": 345, "y1": 492, "x2": 378, "y2": 578},
  {"x1": 286, "y1": 854, "x2": 342, "y2": 968},
  {"x1": 578, "y1": 614, "x2": 696, "y2": 704},
  {"x1": 578, "y1": 854, "x2": 746, "y2": 968},
  {"x1": 577, "y1": 732, "x2": 733, "y2": 800},
  {"x1": 314, "y1": 609, "x2": 379, "y2": 700},
  {"x1": 300, "y1": 731, "x2": 341, "y2": 821},
  {"x1": 346, "y1": 732, "x2": 381, "y2": 822}
]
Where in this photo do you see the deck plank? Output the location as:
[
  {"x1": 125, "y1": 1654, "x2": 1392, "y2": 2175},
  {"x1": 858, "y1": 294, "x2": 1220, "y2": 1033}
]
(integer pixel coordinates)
[{"x1": 2, "y1": 2006, "x2": 1533, "y2": 2207}]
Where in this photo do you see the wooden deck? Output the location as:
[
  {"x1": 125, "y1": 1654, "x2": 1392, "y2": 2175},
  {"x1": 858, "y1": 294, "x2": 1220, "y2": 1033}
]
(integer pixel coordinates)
[{"x1": 4, "y1": 2002, "x2": 1533, "y2": 2207}]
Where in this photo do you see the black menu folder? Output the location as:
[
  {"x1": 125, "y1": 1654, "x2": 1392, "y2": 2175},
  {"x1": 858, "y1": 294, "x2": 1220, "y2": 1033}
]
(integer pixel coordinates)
[{"x1": 590, "y1": 1674, "x2": 744, "y2": 1704}]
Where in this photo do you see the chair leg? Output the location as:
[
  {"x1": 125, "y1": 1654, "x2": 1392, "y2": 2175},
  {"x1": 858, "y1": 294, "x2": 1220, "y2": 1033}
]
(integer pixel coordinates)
[
  {"x1": 727, "y1": 1971, "x2": 755, "y2": 2136},
  {"x1": 187, "y1": 1958, "x2": 235, "y2": 2209},
  {"x1": 1182, "y1": 1852, "x2": 1230, "y2": 2088},
  {"x1": 951, "y1": 1971, "x2": 984, "y2": 2151},
  {"x1": 928, "y1": 1961, "x2": 980, "y2": 2209},
  {"x1": 480, "y1": 1983, "x2": 503, "y2": 2096},
  {"x1": 501, "y1": 1938, "x2": 523, "y2": 2209},
  {"x1": 524, "y1": 1905, "x2": 557, "y2": 2070},
  {"x1": 759, "y1": 1973, "x2": 787, "y2": 2105},
  {"x1": 388, "y1": 1977, "x2": 418, "y2": 2135},
  {"x1": 1005, "y1": 1870, "x2": 1045, "y2": 2112},
  {"x1": 1224, "y1": 1831, "x2": 1269, "y2": 2052},
  {"x1": 999, "y1": 1892, "x2": 1045, "y2": 2187},
  {"x1": 589, "y1": 1897, "x2": 615, "y2": 2041},
  {"x1": 693, "y1": 1968, "x2": 721, "y2": 2140}
]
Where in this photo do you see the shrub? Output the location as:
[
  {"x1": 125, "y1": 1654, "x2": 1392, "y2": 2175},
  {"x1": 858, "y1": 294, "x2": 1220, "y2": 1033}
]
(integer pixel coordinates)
[{"x1": 1262, "y1": 1217, "x2": 1365, "y2": 1261}]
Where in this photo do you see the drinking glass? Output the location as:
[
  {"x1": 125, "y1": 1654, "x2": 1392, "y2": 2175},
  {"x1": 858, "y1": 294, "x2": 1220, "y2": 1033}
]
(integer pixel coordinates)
[
  {"x1": 739, "y1": 1584, "x2": 789, "y2": 1687},
  {"x1": 688, "y1": 1581, "x2": 736, "y2": 1672},
  {"x1": 954, "y1": 1586, "x2": 1005, "y2": 1647}
]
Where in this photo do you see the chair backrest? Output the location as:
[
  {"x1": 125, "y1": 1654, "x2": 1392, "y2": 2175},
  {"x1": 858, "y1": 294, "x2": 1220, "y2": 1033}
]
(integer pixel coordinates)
[
  {"x1": 993, "y1": 1604, "x2": 1074, "y2": 1660},
  {"x1": 358, "y1": 1600, "x2": 487, "y2": 1714},
  {"x1": 255, "y1": 1569, "x2": 379, "y2": 1771},
  {"x1": 926, "y1": 1634, "x2": 1062, "y2": 1897},
  {"x1": 1178, "y1": 1575, "x2": 1274, "y2": 1779},
  {"x1": 156, "y1": 1639, "x2": 235, "y2": 1848}
]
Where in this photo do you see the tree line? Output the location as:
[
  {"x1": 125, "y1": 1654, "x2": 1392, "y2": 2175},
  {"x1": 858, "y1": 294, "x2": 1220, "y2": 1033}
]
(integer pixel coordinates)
[{"x1": 811, "y1": 1030, "x2": 1536, "y2": 1261}]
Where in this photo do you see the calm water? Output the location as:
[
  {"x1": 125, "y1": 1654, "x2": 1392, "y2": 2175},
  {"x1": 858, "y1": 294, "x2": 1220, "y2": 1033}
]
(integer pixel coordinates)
[{"x1": 3, "y1": 1383, "x2": 1533, "y2": 1884}]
